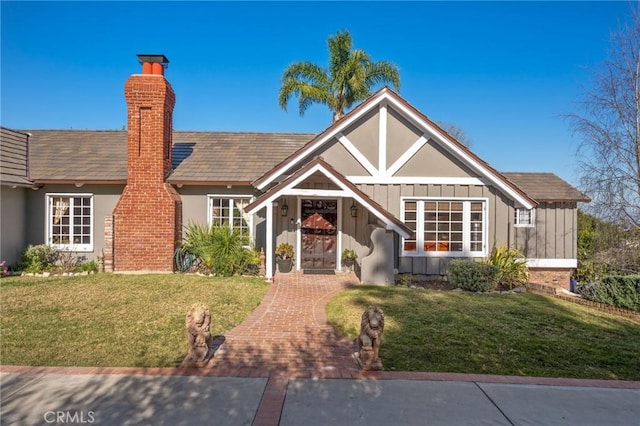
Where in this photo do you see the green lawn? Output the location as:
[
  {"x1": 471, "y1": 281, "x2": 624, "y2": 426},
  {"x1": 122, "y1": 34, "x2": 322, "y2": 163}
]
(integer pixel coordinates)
[
  {"x1": 0, "y1": 274, "x2": 268, "y2": 367},
  {"x1": 327, "y1": 286, "x2": 640, "y2": 380}
]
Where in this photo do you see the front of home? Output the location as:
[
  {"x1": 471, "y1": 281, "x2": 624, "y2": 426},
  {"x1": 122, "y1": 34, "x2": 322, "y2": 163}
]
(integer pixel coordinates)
[{"x1": 0, "y1": 54, "x2": 589, "y2": 288}]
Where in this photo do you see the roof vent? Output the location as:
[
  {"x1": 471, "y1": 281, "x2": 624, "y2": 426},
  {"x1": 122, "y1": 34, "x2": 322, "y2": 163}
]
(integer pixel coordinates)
[{"x1": 136, "y1": 54, "x2": 169, "y2": 75}]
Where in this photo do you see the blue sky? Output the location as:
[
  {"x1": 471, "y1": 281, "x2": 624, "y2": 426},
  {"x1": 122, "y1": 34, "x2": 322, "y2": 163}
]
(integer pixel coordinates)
[{"x1": 1, "y1": 1, "x2": 635, "y2": 187}]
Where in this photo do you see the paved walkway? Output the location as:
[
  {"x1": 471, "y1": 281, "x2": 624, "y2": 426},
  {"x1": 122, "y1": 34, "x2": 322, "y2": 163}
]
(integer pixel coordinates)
[
  {"x1": 2, "y1": 272, "x2": 640, "y2": 425},
  {"x1": 205, "y1": 271, "x2": 359, "y2": 376}
]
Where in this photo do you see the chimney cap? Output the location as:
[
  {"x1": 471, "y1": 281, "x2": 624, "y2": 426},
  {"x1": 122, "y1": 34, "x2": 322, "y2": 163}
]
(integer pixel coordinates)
[{"x1": 137, "y1": 54, "x2": 169, "y2": 67}]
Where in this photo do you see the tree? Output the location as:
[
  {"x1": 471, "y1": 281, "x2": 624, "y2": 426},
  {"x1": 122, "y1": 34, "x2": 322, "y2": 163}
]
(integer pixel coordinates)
[
  {"x1": 577, "y1": 210, "x2": 640, "y2": 280},
  {"x1": 568, "y1": 7, "x2": 640, "y2": 228},
  {"x1": 438, "y1": 122, "x2": 472, "y2": 147},
  {"x1": 279, "y1": 30, "x2": 400, "y2": 123}
]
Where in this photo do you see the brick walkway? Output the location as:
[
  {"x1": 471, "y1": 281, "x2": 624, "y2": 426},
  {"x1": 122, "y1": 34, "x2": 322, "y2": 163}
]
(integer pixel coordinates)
[{"x1": 205, "y1": 271, "x2": 360, "y2": 377}]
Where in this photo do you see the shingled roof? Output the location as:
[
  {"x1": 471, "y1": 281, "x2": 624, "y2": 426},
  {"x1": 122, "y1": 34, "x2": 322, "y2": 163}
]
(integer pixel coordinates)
[
  {"x1": 0, "y1": 127, "x2": 33, "y2": 187},
  {"x1": 502, "y1": 172, "x2": 590, "y2": 203},
  {"x1": 169, "y1": 132, "x2": 314, "y2": 183},
  {"x1": 24, "y1": 130, "x2": 314, "y2": 183},
  {"x1": 18, "y1": 129, "x2": 590, "y2": 204},
  {"x1": 28, "y1": 130, "x2": 127, "y2": 182}
]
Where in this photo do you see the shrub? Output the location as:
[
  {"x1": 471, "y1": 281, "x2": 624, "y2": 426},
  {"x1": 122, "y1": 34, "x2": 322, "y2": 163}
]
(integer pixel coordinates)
[
  {"x1": 577, "y1": 275, "x2": 640, "y2": 311},
  {"x1": 485, "y1": 246, "x2": 528, "y2": 289},
  {"x1": 57, "y1": 251, "x2": 79, "y2": 273},
  {"x1": 180, "y1": 223, "x2": 259, "y2": 276},
  {"x1": 19, "y1": 244, "x2": 59, "y2": 273},
  {"x1": 74, "y1": 260, "x2": 99, "y2": 273},
  {"x1": 447, "y1": 259, "x2": 498, "y2": 292}
]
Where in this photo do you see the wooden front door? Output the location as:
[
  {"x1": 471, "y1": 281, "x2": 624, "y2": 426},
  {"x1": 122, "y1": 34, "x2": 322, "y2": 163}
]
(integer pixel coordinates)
[{"x1": 300, "y1": 199, "x2": 338, "y2": 270}]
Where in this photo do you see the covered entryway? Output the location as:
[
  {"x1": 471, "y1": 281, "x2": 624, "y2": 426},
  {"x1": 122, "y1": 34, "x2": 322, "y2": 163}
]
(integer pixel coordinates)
[
  {"x1": 244, "y1": 157, "x2": 412, "y2": 281},
  {"x1": 300, "y1": 199, "x2": 338, "y2": 270}
]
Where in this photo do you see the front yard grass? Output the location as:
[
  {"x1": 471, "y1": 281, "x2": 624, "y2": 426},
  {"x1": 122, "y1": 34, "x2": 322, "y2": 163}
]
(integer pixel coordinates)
[
  {"x1": 327, "y1": 286, "x2": 640, "y2": 380},
  {"x1": 1, "y1": 274, "x2": 268, "y2": 367}
]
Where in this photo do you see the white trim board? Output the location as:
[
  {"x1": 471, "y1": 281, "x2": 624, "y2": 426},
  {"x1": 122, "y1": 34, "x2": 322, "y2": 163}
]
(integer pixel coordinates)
[
  {"x1": 348, "y1": 176, "x2": 485, "y2": 185},
  {"x1": 526, "y1": 259, "x2": 577, "y2": 268}
]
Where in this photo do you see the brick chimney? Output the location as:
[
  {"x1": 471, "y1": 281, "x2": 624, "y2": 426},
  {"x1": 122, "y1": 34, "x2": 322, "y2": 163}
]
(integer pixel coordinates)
[{"x1": 112, "y1": 54, "x2": 182, "y2": 272}]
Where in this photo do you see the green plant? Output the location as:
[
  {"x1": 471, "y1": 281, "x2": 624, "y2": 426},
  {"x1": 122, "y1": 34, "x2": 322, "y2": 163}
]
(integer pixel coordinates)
[
  {"x1": 74, "y1": 260, "x2": 99, "y2": 273},
  {"x1": 19, "y1": 244, "x2": 59, "y2": 273},
  {"x1": 57, "y1": 251, "x2": 79, "y2": 273},
  {"x1": 577, "y1": 275, "x2": 640, "y2": 311},
  {"x1": 341, "y1": 248, "x2": 358, "y2": 262},
  {"x1": 180, "y1": 223, "x2": 257, "y2": 276},
  {"x1": 275, "y1": 242, "x2": 294, "y2": 260},
  {"x1": 396, "y1": 274, "x2": 413, "y2": 287},
  {"x1": 447, "y1": 259, "x2": 498, "y2": 292},
  {"x1": 485, "y1": 246, "x2": 528, "y2": 289}
]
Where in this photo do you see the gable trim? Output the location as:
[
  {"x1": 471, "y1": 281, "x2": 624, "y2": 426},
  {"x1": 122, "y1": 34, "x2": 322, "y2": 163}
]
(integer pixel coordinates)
[
  {"x1": 254, "y1": 87, "x2": 537, "y2": 210},
  {"x1": 379, "y1": 104, "x2": 387, "y2": 175},
  {"x1": 348, "y1": 176, "x2": 485, "y2": 185},
  {"x1": 338, "y1": 133, "x2": 378, "y2": 176},
  {"x1": 246, "y1": 158, "x2": 412, "y2": 238},
  {"x1": 383, "y1": 93, "x2": 536, "y2": 209},
  {"x1": 254, "y1": 90, "x2": 391, "y2": 190},
  {"x1": 386, "y1": 134, "x2": 428, "y2": 177}
]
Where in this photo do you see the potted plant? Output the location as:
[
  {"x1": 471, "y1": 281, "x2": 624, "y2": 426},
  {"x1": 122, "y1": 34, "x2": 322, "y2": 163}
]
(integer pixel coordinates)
[
  {"x1": 275, "y1": 242, "x2": 294, "y2": 273},
  {"x1": 341, "y1": 248, "x2": 358, "y2": 271}
]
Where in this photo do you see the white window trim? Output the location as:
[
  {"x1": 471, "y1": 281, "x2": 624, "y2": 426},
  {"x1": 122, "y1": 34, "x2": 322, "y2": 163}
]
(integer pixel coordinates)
[
  {"x1": 400, "y1": 197, "x2": 488, "y2": 258},
  {"x1": 45, "y1": 193, "x2": 94, "y2": 252},
  {"x1": 514, "y1": 208, "x2": 535, "y2": 228},
  {"x1": 207, "y1": 194, "x2": 254, "y2": 245}
]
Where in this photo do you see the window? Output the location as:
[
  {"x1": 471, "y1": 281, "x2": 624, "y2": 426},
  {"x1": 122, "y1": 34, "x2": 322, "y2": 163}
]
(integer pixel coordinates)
[
  {"x1": 402, "y1": 198, "x2": 486, "y2": 256},
  {"x1": 47, "y1": 194, "x2": 93, "y2": 251},
  {"x1": 514, "y1": 208, "x2": 535, "y2": 227},
  {"x1": 208, "y1": 196, "x2": 253, "y2": 245}
]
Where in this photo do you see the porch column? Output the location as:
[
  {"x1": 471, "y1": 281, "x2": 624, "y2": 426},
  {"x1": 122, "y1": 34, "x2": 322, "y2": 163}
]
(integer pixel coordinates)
[{"x1": 265, "y1": 202, "x2": 274, "y2": 279}]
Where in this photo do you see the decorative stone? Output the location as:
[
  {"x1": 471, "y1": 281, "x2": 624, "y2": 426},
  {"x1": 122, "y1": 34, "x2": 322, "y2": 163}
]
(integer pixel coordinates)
[
  {"x1": 353, "y1": 305, "x2": 385, "y2": 370},
  {"x1": 182, "y1": 303, "x2": 213, "y2": 367}
]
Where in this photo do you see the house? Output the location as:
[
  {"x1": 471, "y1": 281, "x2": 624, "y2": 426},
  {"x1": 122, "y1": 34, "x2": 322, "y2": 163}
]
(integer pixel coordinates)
[{"x1": 0, "y1": 54, "x2": 590, "y2": 288}]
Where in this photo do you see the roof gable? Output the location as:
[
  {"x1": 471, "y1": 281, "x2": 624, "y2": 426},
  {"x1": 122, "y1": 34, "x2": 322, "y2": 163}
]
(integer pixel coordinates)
[
  {"x1": 253, "y1": 87, "x2": 537, "y2": 209},
  {"x1": 246, "y1": 157, "x2": 412, "y2": 238}
]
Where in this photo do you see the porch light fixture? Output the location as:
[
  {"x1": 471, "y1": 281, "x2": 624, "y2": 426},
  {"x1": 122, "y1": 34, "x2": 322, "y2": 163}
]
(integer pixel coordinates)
[
  {"x1": 351, "y1": 202, "x2": 358, "y2": 218},
  {"x1": 281, "y1": 199, "x2": 288, "y2": 217}
]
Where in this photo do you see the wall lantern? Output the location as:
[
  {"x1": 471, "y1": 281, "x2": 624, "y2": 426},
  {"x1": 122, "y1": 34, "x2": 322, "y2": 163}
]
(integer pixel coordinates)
[
  {"x1": 281, "y1": 199, "x2": 289, "y2": 217},
  {"x1": 350, "y1": 202, "x2": 358, "y2": 218}
]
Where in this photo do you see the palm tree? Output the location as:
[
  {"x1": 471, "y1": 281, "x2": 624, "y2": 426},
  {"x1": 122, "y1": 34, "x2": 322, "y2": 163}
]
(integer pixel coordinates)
[{"x1": 279, "y1": 30, "x2": 400, "y2": 123}]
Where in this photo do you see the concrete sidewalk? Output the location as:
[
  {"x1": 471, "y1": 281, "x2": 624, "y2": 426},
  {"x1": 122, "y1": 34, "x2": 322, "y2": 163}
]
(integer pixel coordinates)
[{"x1": 2, "y1": 371, "x2": 639, "y2": 425}]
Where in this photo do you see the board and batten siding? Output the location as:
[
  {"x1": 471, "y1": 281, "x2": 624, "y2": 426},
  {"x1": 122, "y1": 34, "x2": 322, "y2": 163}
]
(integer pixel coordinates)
[
  {"x1": 514, "y1": 202, "x2": 577, "y2": 260},
  {"x1": 356, "y1": 183, "x2": 516, "y2": 276}
]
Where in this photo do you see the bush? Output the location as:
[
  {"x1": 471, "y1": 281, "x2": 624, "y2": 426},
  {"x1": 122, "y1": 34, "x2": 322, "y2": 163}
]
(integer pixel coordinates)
[
  {"x1": 485, "y1": 246, "x2": 528, "y2": 289},
  {"x1": 179, "y1": 223, "x2": 259, "y2": 276},
  {"x1": 74, "y1": 260, "x2": 99, "y2": 273},
  {"x1": 447, "y1": 259, "x2": 498, "y2": 292},
  {"x1": 577, "y1": 275, "x2": 640, "y2": 311},
  {"x1": 19, "y1": 244, "x2": 59, "y2": 273}
]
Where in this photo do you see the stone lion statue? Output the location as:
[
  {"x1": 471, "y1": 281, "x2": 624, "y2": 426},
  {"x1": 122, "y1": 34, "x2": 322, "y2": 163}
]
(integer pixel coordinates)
[
  {"x1": 354, "y1": 305, "x2": 385, "y2": 370},
  {"x1": 182, "y1": 303, "x2": 213, "y2": 367}
]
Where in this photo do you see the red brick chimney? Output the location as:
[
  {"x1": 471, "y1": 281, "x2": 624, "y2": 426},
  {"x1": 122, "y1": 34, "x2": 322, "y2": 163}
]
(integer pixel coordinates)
[{"x1": 112, "y1": 54, "x2": 182, "y2": 272}]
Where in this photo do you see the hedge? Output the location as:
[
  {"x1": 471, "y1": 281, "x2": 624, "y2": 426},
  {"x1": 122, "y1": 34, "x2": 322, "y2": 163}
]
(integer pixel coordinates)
[
  {"x1": 447, "y1": 260, "x2": 498, "y2": 292},
  {"x1": 577, "y1": 275, "x2": 640, "y2": 311}
]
